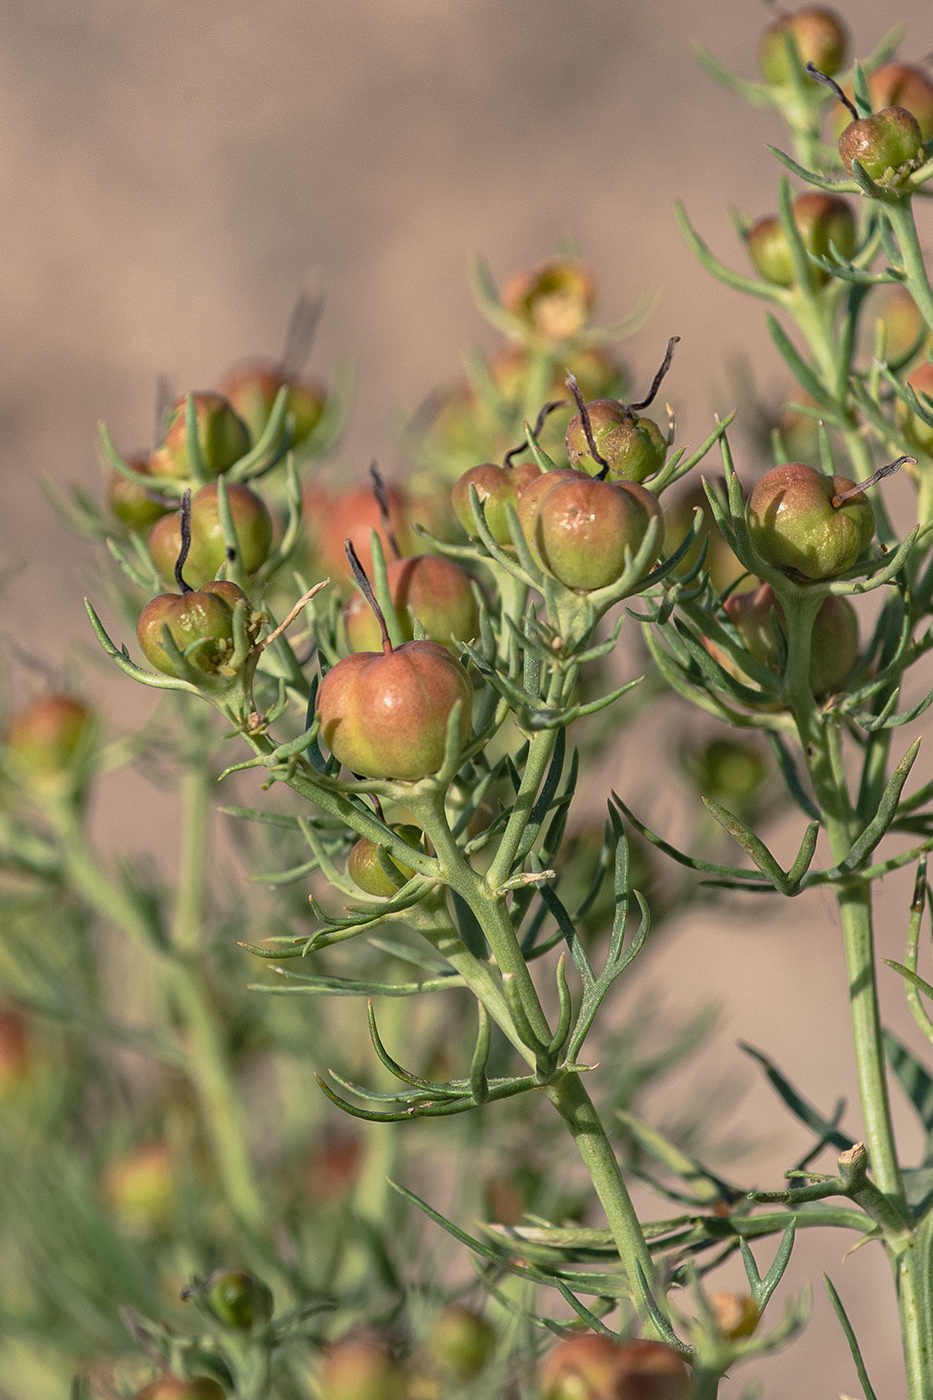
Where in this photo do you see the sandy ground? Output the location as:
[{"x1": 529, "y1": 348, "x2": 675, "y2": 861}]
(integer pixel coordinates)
[{"x1": 4, "y1": 1, "x2": 933, "y2": 1394}]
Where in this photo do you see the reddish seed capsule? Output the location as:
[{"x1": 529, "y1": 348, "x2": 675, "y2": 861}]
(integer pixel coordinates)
[
  {"x1": 565, "y1": 400, "x2": 667, "y2": 483},
  {"x1": 147, "y1": 482, "x2": 273, "y2": 588},
  {"x1": 149, "y1": 392, "x2": 251, "y2": 481},
  {"x1": 5, "y1": 695, "x2": 94, "y2": 776},
  {"x1": 137, "y1": 581, "x2": 257, "y2": 680},
  {"x1": 317, "y1": 1331, "x2": 406, "y2": 1400},
  {"x1": 832, "y1": 63, "x2": 933, "y2": 143},
  {"x1": 316, "y1": 641, "x2": 472, "y2": 781},
  {"x1": 344, "y1": 555, "x2": 478, "y2": 653},
  {"x1": 517, "y1": 469, "x2": 662, "y2": 591},
  {"x1": 135, "y1": 1379, "x2": 225, "y2": 1400},
  {"x1": 500, "y1": 258, "x2": 597, "y2": 341},
  {"x1": 838, "y1": 106, "x2": 924, "y2": 181},
  {"x1": 452, "y1": 461, "x2": 541, "y2": 545},
  {"x1": 219, "y1": 360, "x2": 326, "y2": 447},
  {"x1": 540, "y1": 1334, "x2": 691, "y2": 1400},
  {"x1": 718, "y1": 582, "x2": 859, "y2": 696},
  {"x1": 746, "y1": 462, "x2": 874, "y2": 580},
  {"x1": 758, "y1": 6, "x2": 847, "y2": 85},
  {"x1": 746, "y1": 193, "x2": 856, "y2": 288}
]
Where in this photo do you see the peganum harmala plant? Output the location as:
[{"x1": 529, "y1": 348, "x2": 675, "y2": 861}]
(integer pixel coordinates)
[{"x1": 12, "y1": 4, "x2": 933, "y2": 1396}]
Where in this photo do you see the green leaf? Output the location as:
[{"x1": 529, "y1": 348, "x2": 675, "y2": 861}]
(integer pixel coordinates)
[
  {"x1": 824, "y1": 1275, "x2": 879, "y2": 1400},
  {"x1": 740, "y1": 1043, "x2": 855, "y2": 1152},
  {"x1": 884, "y1": 959, "x2": 933, "y2": 1004}
]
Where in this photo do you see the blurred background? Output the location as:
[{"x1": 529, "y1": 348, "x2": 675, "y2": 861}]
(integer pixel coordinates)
[{"x1": 3, "y1": 1, "x2": 933, "y2": 1394}]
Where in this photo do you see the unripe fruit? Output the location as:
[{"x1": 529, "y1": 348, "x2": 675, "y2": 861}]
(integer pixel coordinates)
[
  {"x1": 758, "y1": 6, "x2": 847, "y2": 85},
  {"x1": 832, "y1": 63, "x2": 933, "y2": 143},
  {"x1": 838, "y1": 107, "x2": 924, "y2": 181},
  {"x1": 746, "y1": 194, "x2": 856, "y2": 288},
  {"x1": 102, "y1": 1141, "x2": 174, "y2": 1233},
  {"x1": 317, "y1": 1332, "x2": 406, "y2": 1400},
  {"x1": 723, "y1": 582, "x2": 859, "y2": 696},
  {"x1": 685, "y1": 737, "x2": 768, "y2": 808},
  {"x1": 149, "y1": 392, "x2": 250, "y2": 481},
  {"x1": 148, "y1": 483, "x2": 273, "y2": 588},
  {"x1": 108, "y1": 454, "x2": 173, "y2": 530},
  {"x1": 565, "y1": 400, "x2": 666, "y2": 482},
  {"x1": 5, "y1": 695, "x2": 94, "y2": 777},
  {"x1": 517, "y1": 469, "x2": 662, "y2": 591},
  {"x1": 347, "y1": 824, "x2": 421, "y2": 896},
  {"x1": 135, "y1": 1379, "x2": 225, "y2": 1400},
  {"x1": 709, "y1": 1291, "x2": 760, "y2": 1340},
  {"x1": 746, "y1": 463, "x2": 874, "y2": 579},
  {"x1": 344, "y1": 556, "x2": 478, "y2": 653},
  {"x1": 137, "y1": 581, "x2": 257, "y2": 679},
  {"x1": 426, "y1": 1304, "x2": 496, "y2": 1380},
  {"x1": 501, "y1": 258, "x2": 596, "y2": 341},
  {"x1": 219, "y1": 361, "x2": 325, "y2": 447},
  {"x1": 316, "y1": 641, "x2": 472, "y2": 780},
  {"x1": 452, "y1": 462, "x2": 541, "y2": 544},
  {"x1": 898, "y1": 360, "x2": 933, "y2": 455},
  {"x1": 205, "y1": 1269, "x2": 274, "y2": 1331}
]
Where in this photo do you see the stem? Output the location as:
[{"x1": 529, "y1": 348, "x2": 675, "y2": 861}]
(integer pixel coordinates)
[
  {"x1": 781, "y1": 590, "x2": 904, "y2": 1210},
  {"x1": 546, "y1": 1070, "x2": 665, "y2": 1337},
  {"x1": 887, "y1": 200, "x2": 933, "y2": 342}
]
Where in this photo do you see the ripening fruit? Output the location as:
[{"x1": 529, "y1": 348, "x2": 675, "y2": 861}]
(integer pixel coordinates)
[
  {"x1": 746, "y1": 463, "x2": 875, "y2": 579},
  {"x1": 317, "y1": 1332, "x2": 406, "y2": 1400},
  {"x1": 838, "y1": 106, "x2": 924, "y2": 181},
  {"x1": 5, "y1": 695, "x2": 95, "y2": 778},
  {"x1": 517, "y1": 469, "x2": 663, "y2": 590},
  {"x1": 137, "y1": 582, "x2": 260, "y2": 680},
  {"x1": 746, "y1": 193, "x2": 856, "y2": 287},
  {"x1": 565, "y1": 400, "x2": 667, "y2": 482},
  {"x1": 347, "y1": 824, "x2": 421, "y2": 896},
  {"x1": 344, "y1": 556, "x2": 479, "y2": 652},
  {"x1": 758, "y1": 6, "x2": 847, "y2": 85},
  {"x1": 304, "y1": 481, "x2": 418, "y2": 583},
  {"x1": 0, "y1": 1006, "x2": 30, "y2": 1094},
  {"x1": 135, "y1": 1379, "x2": 225, "y2": 1400},
  {"x1": 832, "y1": 63, "x2": 933, "y2": 143},
  {"x1": 722, "y1": 582, "x2": 859, "y2": 696},
  {"x1": 108, "y1": 453, "x2": 173, "y2": 530},
  {"x1": 709, "y1": 1292, "x2": 760, "y2": 1340},
  {"x1": 149, "y1": 392, "x2": 251, "y2": 481},
  {"x1": 102, "y1": 1141, "x2": 175, "y2": 1233},
  {"x1": 452, "y1": 461, "x2": 541, "y2": 544},
  {"x1": 219, "y1": 361, "x2": 325, "y2": 447},
  {"x1": 205, "y1": 1269, "x2": 274, "y2": 1331},
  {"x1": 316, "y1": 641, "x2": 472, "y2": 781},
  {"x1": 147, "y1": 482, "x2": 273, "y2": 588},
  {"x1": 500, "y1": 258, "x2": 596, "y2": 340},
  {"x1": 540, "y1": 1334, "x2": 691, "y2": 1400},
  {"x1": 426, "y1": 1305, "x2": 496, "y2": 1381}
]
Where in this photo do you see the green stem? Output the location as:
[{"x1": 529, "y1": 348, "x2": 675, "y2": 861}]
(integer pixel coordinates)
[
  {"x1": 782, "y1": 590, "x2": 904, "y2": 1210},
  {"x1": 888, "y1": 200, "x2": 933, "y2": 342},
  {"x1": 546, "y1": 1070, "x2": 665, "y2": 1337}
]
